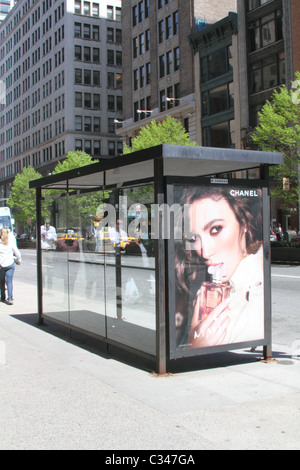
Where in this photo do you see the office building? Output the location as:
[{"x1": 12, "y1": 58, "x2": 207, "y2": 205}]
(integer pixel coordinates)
[
  {"x1": 118, "y1": 0, "x2": 237, "y2": 146},
  {"x1": 0, "y1": 0, "x2": 123, "y2": 200}
]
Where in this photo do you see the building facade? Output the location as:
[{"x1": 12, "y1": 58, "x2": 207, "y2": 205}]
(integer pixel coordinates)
[
  {"x1": 0, "y1": 0, "x2": 123, "y2": 201},
  {"x1": 118, "y1": 0, "x2": 237, "y2": 146}
]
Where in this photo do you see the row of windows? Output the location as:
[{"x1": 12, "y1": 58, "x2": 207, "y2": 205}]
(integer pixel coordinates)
[
  {"x1": 248, "y1": 9, "x2": 283, "y2": 52},
  {"x1": 133, "y1": 83, "x2": 180, "y2": 121},
  {"x1": 200, "y1": 46, "x2": 233, "y2": 83},
  {"x1": 74, "y1": 22, "x2": 122, "y2": 44},
  {"x1": 133, "y1": 47, "x2": 179, "y2": 92},
  {"x1": 158, "y1": 11, "x2": 179, "y2": 43},
  {"x1": 75, "y1": 71, "x2": 122, "y2": 89},
  {"x1": 248, "y1": 0, "x2": 272, "y2": 11},
  {"x1": 75, "y1": 1, "x2": 121, "y2": 21},
  {"x1": 132, "y1": 0, "x2": 149, "y2": 26},
  {"x1": 75, "y1": 45, "x2": 100, "y2": 63},
  {"x1": 75, "y1": 139, "x2": 122, "y2": 156},
  {"x1": 159, "y1": 47, "x2": 179, "y2": 78},
  {"x1": 249, "y1": 52, "x2": 285, "y2": 94}
]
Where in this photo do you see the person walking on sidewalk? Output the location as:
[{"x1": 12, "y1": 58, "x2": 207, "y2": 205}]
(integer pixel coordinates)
[{"x1": 0, "y1": 228, "x2": 22, "y2": 305}]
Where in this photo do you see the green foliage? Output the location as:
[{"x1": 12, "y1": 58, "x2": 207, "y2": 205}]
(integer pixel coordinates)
[
  {"x1": 51, "y1": 150, "x2": 96, "y2": 174},
  {"x1": 252, "y1": 72, "x2": 300, "y2": 211},
  {"x1": 7, "y1": 166, "x2": 44, "y2": 225},
  {"x1": 123, "y1": 115, "x2": 197, "y2": 154}
]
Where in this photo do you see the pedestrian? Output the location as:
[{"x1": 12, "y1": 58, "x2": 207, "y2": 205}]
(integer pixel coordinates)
[
  {"x1": 41, "y1": 219, "x2": 57, "y2": 250},
  {"x1": 0, "y1": 228, "x2": 22, "y2": 305}
]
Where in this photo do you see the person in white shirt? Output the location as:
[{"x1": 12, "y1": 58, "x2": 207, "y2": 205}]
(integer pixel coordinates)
[
  {"x1": 41, "y1": 219, "x2": 57, "y2": 250},
  {"x1": 0, "y1": 228, "x2": 22, "y2": 305}
]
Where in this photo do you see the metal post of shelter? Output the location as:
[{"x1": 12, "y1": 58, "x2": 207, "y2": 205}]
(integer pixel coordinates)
[{"x1": 154, "y1": 157, "x2": 167, "y2": 375}]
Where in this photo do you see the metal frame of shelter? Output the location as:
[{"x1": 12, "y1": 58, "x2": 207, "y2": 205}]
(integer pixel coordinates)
[{"x1": 30, "y1": 144, "x2": 283, "y2": 374}]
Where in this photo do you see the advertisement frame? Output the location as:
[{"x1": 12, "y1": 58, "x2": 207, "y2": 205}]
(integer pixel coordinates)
[{"x1": 167, "y1": 177, "x2": 271, "y2": 360}]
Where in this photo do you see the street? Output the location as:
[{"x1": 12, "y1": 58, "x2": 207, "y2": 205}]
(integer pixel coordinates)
[{"x1": 16, "y1": 249, "x2": 300, "y2": 351}]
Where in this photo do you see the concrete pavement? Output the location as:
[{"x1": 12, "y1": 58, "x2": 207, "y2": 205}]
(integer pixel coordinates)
[{"x1": 0, "y1": 260, "x2": 300, "y2": 450}]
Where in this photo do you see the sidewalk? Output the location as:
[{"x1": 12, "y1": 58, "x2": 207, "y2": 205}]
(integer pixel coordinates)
[{"x1": 0, "y1": 276, "x2": 300, "y2": 450}]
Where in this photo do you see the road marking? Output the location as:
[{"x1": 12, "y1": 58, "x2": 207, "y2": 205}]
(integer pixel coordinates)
[{"x1": 272, "y1": 274, "x2": 300, "y2": 279}]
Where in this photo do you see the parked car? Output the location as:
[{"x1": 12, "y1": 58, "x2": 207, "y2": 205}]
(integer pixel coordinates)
[
  {"x1": 17, "y1": 233, "x2": 35, "y2": 241},
  {"x1": 270, "y1": 228, "x2": 277, "y2": 242},
  {"x1": 291, "y1": 234, "x2": 300, "y2": 243}
]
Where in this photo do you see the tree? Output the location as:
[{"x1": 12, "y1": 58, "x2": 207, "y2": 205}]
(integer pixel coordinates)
[
  {"x1": 7, "y1": 166, "x2": 44, "y2": 228},
  {"x1": 51, "y1": 150, "x2": 96, "y2": 174},
  {"x1": 123, "y1": 115, "x2": 197, "y2": 154},
  {"x1": 251, "y1": 73, "x2": 300, "y2": 212},
  {"x1": 51, "y1": 150, "x2": 110, "y2": 229}
]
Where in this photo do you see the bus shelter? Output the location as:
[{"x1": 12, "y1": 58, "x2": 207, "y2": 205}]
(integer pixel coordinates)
[{"x1": 30, "y1": 144, "x2": 283, "y2": 374}]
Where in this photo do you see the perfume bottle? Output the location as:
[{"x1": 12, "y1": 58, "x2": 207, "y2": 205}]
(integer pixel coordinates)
[{"x1": 196, "y1": 266, "x2": 231, "y2": 321}]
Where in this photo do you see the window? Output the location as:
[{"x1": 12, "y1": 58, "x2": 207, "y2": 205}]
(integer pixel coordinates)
[
  {"x1": 93, "y1": 94, "x2": 100, "y2": 109},
  {"x1": 139, "y1": 33, "x2": 144, "y2": 55},
  {"x1": 74, "y1": 0, "x2": 81, "y2": 14},
  {"x1": 140, "y1": 65, "x2": 145, "y2": 88},
  {"x1": 133, "y1": 69, "x2": 138, "y2": 91},
  {"x1": 93, "y1": 47, "x2": 100, "y2": 64},
  {"x1": 84, "y1": 116, "x2": 91, "y2": 132},
  {"x1": 83, "y1": 24, "x2": 90, "y2": 38},
  {"x1": 166, "y1": 16, "x2": 172, "y2": 39},
  {"x1": 200, "y1": 46, "x2": 232, "y2": 83},
  {"x1": 75, "y1": 68, "x2": 82, "y2": 83},
  {"x1": 75, "y1": 115, "x2": 82, "y2": 130},
  {"x1": 84, "y1": 46, "x2": 90, "y2": 61},
  {"x1": 158, "y1": 20, "x2": 164, "y2": 43},
  {"x1": 201, "y1": 83, "x2": 234, "y2": 117},
  {"x1": 75, "y1": 45, "x2": 82, "y2": 60},
  {"x1": 159, "y1": 55, "x2": 165, "y2": 78},
  {"x1": 132, "y1": 6, "x2": 137, "y2": 27},
  {"x1": 107, "y1": 5, "x2": 113, "y2": 20},
  {"x1": 107, "y1": 50, "x2": 114, "y2": 65},
  {"x1": 84, "y1": 92, "x2": 91, "y2": 108},
  {"x1": 84, "y1": 69, "x2": 91, "y2": 84},
  {"x1": 92, "y1": 25, "x2": 99, "y2": 40},
  {"x1": 74, "y1": 22, "x2": 81, "y2": 37},
  {"x1": 75, "y1": 92, "x2": 82, "y2": 107},
  {"x1": 84, "y1": 140, "x2": 91, "y2": 153},
  {"x1": 108, "y1": 95, "x2": 114, "y2": 110},
  {"x1": 166, "y1": 51, "x2": 172, "y2": 75},
  {"x1": 138, "y1": 1, "x2": 144, "y2": 22},
  {"x1": 249, "y1": 52, "x2": 285, "y2": 94},
  {"x1": 173, "y1": 11, "x2": 179, "y2": 35},
  {"x1": 146, "y1": 62, "x2": 151, "y2": 85},
  {"x1": 133, "y1": 37, "x2": 138, "y2": 58},
  {"x1": 75, "y1": 139, "x2": 82, "y2": 150},
  {"x1": 108, "y1": 141, "x2": 115, "y2": 156},
  {"x1": 174, "y1": 47, "x2": 179, "y2": 71},
  {"x1": 107, "y1": 27, "x2": 114, "y2": 42},
  {"x1": 93, "y1": 70, "x2": 100, "y2": 85},
  {"x1": 83, "y1": 1, "x2": 90, "y2": 16},
  {"x1": 94, "y1": 117, "x2": 100, "y2": 132},
  {"x1": 94, "y1": 140, "x2": 100, "y2": 155},
  {"x1": 248, "y1": 10, "x2": 283, "y2": 52},
  {"x1": 92, "y1": 3, "x2": 99, "y2": 16},
  {"x1": 145, "y1": 29, "x2": 150, "y2": 51},
  {"x1": 107, "y1": 72, "x2": 114, "y2": 87}
]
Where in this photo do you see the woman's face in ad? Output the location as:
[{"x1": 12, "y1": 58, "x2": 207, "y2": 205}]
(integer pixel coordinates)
[{"x1": 188, "y1": 197, "x2": 246, "y2": 281}]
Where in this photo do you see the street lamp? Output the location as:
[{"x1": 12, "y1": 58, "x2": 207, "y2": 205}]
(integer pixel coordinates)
[
  {"x1": 137, "y1": 109, "x2": 153, "y2": 115},
  {"x1": 166, "y1": 97, "x2": 181, "y2": 103},
  {"x1": 114, "y1": 119, "x2": 124, "y2": 124}
]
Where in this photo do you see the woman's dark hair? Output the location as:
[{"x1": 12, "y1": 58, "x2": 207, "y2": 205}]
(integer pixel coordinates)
[{"x1": 175, "y1": 185, "x2": 263, "y2": 295}]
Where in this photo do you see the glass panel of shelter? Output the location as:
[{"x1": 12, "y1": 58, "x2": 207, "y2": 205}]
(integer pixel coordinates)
[{"x1": 40, "y1": 182, "x2": 156, "y2": 356}]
